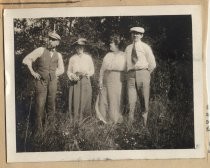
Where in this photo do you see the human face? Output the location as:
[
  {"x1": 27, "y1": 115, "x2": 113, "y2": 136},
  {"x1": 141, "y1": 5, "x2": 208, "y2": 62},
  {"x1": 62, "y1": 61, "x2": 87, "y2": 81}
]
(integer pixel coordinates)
[
  {"x1": 110, "y1": 41, "x2": 119, "y2": 52},
  {"x1": 49, "y1": 37, "x2": 60, "y2": 48},
  {"x1": 131, "y1": 31, "x2": 143, "y2": 42},
  {"x1": 75, "y1": 45, "x2": 84, "y2": 55}
]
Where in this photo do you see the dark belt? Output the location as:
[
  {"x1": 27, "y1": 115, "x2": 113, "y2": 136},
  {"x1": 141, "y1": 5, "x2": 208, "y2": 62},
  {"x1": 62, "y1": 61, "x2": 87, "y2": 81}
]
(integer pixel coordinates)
[{"x1": 106, "y1": 70, "x2": 124, "y2": 72}]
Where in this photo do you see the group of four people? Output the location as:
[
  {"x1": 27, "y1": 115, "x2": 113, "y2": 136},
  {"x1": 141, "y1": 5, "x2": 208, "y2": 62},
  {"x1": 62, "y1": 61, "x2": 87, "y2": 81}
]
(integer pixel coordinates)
[{"x1": 23, "y1": 26, "x2": 156, "y2": 136}]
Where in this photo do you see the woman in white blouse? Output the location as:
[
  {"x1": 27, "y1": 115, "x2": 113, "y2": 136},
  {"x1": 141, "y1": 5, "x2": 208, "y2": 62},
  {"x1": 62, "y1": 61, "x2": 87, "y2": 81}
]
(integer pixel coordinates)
[
  {"x1": 67, "y1": 38, "x2": 95, "y2": 122},
  {"x1": 95, "y1": 35, "x2": 126, "y2": 124}
]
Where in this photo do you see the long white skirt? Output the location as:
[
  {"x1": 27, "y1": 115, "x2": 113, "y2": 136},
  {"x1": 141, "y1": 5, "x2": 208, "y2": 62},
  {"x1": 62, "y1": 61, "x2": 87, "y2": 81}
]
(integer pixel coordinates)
[{"x1": 95, "y1": 71, "x2": 125, "y2": 124}]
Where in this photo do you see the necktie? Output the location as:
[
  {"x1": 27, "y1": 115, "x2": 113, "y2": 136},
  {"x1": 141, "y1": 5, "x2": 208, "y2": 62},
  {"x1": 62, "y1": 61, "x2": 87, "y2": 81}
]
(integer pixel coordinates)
[{"x1": 131, "y1": 43, "x2": 138, "y2": 64}]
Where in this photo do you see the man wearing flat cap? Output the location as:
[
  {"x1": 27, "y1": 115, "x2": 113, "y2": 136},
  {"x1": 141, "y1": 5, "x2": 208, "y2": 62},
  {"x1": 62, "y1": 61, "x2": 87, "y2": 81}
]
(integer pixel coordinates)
[
  {"x1": 23, "y1": 31, "x2": 64, "y2": 136},
  {"x1": 125, "y1": 27, "x2": 156, "y2": 127}
]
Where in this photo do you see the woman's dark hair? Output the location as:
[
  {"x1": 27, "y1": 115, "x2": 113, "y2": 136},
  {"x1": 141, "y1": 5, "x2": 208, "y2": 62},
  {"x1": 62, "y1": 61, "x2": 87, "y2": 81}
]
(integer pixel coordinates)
[{"x1": 110, "y1": 34, "x2": 125, "y2": 51}]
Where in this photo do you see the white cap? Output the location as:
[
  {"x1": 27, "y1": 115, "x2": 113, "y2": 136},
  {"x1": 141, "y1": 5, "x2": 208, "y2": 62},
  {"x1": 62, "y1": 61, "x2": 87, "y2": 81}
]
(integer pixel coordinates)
[{"x1": 130, "y1": 27, "x2": 145, "y2": 34}]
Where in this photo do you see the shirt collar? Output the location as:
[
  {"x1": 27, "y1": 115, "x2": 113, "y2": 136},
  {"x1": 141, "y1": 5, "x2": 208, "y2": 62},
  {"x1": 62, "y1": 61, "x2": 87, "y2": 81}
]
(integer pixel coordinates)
[
  {"x1": 47, "y1": 48, "x2": 56, "y2": 53},
  {"x1": 133, "y1": 40, "x2": 142, "y2": 45}
]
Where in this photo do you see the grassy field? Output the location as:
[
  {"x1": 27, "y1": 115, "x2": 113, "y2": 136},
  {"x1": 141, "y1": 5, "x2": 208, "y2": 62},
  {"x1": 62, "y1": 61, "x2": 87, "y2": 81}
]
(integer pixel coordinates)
[{"x1": 16, "y1": 92, "x2": 194, "y2": 152}]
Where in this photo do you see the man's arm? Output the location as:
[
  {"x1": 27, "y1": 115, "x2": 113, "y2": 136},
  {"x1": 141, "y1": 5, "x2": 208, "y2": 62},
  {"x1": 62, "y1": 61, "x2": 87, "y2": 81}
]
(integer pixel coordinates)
[
  {"x1": 22, "y1": 47, "x2": 44, "y2": 80},
  {"x1": 56, "y1": 53, "x2": 64, "y2": 77},
  {"x1": 146, "y1": 45, "x2": 156, "y2": 73}
]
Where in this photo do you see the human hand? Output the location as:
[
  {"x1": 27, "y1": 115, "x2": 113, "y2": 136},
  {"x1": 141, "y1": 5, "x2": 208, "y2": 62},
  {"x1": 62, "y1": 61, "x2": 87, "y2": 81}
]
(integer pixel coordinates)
[
  {"x1": 79, "y1": 72, "x2": 87, "y2": 77},
  {"x1": 85, "y1": 73, "x2": 90, "y2": 79},
  {"x1": 99, "y1": 82, "x2": 103, "y2": 90},
  {"x1": 55, "y1": 71, "x2": 60, "y2": 78},
  {"x1": 32, "y1": 72, "x2": 41, "y2": 80},
  {"x1": 78, "y1": 72, "x2": 90, "y2": 79}
]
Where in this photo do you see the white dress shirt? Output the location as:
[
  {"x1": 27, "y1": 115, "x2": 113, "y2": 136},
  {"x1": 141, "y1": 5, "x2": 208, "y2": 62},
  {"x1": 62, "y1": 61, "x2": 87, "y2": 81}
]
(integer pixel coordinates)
[{"x1": 125, "y1": 40, "x2": 156, "y2": 72}]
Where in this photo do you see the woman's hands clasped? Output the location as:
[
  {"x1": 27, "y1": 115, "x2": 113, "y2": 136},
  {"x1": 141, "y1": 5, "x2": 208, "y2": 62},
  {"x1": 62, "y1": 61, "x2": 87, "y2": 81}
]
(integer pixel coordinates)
[{"x1": 70, "y1": 73, "x2": 80, "y2": 81}]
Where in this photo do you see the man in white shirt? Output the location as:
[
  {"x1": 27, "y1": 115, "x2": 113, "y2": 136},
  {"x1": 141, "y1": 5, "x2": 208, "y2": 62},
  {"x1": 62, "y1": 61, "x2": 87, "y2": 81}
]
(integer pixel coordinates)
[
  {"x1": 23, "y1": 31, "x2": 64, "y2": 136},
  {"x1": 125, "y1": 27, "x2": 156, "y2": 127}
]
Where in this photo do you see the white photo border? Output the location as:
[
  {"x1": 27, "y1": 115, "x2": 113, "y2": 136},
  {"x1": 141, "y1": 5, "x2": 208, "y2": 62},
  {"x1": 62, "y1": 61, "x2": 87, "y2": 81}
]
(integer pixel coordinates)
[{"x1": 4, "y1": 5, "x2": 205, "y2": 162}]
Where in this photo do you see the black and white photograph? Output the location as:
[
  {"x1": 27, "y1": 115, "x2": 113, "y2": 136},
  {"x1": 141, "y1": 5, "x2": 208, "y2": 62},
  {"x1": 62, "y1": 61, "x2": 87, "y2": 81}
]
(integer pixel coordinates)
[{"x1": 4, "y1": 6, "x2": 205, "y2": 162}]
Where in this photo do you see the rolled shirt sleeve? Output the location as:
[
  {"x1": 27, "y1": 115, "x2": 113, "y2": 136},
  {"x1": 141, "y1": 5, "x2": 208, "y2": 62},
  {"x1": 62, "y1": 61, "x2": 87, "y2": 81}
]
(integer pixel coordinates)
[
  {"x1": 22, "y1": 47, "x2": 44, "y2": 66},
  {"x1": 146, "y1": 45, "x2": 156, "y2": 72},
  {"x1": 56, "y1": 53, "x2": 64, "y2": 76}
]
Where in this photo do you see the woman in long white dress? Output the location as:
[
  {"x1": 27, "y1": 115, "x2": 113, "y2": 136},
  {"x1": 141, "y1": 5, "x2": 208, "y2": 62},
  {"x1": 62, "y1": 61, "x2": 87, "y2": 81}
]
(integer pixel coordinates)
[{"x1": 95, "y1": 35, "x2": 126, "y2": 124}]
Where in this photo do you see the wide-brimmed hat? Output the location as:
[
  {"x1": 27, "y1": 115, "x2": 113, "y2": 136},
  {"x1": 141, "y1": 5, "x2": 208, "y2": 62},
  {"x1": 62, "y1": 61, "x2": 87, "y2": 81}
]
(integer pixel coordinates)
[
  {"x1": 130, "y1": 27, "x2": 145, "y2": 34},
  {"x1": 48, "y1": 31, "x2": 61, "y2": 40},
  {"x1": 72, "y1": 38, "x2": 87, "y2": 46}
]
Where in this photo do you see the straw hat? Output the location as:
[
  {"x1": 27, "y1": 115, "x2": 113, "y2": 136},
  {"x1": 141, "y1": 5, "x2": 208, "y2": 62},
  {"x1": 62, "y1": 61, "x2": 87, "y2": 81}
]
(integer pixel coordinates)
[{"x1": 48, "y1": 31, "x2": 61, "y2": 40}]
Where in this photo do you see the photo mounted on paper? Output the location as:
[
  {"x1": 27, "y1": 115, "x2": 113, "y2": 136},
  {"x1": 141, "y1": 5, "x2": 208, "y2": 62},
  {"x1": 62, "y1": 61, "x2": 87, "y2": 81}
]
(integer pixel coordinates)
[
  {"x1": 205, "y1": 111, "x2": 210, "y2": 152},
  {"x1": 4, "y1": 5, "x2": 205, "y2": 162},
  {"x1": 206, "y1": 1, "x2": 210, "y2": 153}
]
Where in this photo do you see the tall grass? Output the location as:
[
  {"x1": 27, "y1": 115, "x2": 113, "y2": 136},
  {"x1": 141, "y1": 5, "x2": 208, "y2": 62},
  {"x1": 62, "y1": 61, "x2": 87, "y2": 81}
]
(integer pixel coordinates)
[{"x1": 16, "y1": 93, "x2": 194, "y2": 152}]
